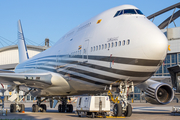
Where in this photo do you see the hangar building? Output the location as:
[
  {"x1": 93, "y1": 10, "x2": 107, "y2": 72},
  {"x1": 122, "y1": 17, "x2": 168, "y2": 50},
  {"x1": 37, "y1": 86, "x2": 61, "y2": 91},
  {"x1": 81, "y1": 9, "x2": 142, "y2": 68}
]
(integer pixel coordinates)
[{"x1": 0, "y1": 45, "x2": 49, "y2": 70}]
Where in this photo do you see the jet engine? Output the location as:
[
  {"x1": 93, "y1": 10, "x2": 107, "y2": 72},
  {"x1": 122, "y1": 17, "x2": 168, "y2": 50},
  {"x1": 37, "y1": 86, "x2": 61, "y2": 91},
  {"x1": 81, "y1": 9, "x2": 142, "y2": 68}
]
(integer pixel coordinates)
[
  {"x1": 137, "y1": 79, "x2": 174, "y2": 104},
  {"x1": 145, "y1": 82, "x2": 174, "y2": 104}
]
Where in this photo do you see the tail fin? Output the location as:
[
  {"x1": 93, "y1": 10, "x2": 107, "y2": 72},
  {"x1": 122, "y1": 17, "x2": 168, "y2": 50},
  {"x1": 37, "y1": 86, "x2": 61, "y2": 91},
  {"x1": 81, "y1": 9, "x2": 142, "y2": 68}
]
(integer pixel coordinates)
[{"x1": 18, "y1": 20, "x2": 29, "y2": 63}]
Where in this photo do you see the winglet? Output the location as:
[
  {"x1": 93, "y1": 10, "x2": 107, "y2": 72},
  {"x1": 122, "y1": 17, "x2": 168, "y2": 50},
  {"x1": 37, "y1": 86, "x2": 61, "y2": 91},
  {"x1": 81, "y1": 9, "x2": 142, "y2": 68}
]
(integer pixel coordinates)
[{"x1": 18, "y1": 20, "x2": 29, "y2": 63}]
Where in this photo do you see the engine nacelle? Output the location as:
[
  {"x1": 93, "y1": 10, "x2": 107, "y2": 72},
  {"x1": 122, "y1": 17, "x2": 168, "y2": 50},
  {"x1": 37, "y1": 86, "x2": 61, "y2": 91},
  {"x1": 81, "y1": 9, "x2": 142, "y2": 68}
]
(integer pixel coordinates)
[{"x1": 145, "y1": 82, "x2": 174, "y2": 104}]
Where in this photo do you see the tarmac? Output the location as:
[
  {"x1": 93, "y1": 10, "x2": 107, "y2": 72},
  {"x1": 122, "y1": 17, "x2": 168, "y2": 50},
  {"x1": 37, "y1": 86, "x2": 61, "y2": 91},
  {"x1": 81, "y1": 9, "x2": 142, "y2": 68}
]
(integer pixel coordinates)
[{"x1": 0, "y1": 102, "x2": 179, "y2": 120}]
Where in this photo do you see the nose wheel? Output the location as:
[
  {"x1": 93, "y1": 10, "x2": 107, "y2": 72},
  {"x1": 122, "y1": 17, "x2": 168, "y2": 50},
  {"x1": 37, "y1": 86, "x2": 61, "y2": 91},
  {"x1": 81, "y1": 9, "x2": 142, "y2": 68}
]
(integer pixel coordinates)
[
  {"x1": 113, "y1": 103, "x2": 122, "y2": 116},
  {"x1": 124, "y1": 104, "x2": 132, "y2": 117},
  {"x1": 111, "y1": 81, "x2": 134, "y2": 117}
]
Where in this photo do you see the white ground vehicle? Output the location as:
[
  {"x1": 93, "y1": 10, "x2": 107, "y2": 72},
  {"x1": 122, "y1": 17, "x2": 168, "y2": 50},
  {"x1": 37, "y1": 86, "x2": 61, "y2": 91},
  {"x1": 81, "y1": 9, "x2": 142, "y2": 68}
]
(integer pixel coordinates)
[{"x1": 76, "y1": 96, "x2": 110, "y2": 118}]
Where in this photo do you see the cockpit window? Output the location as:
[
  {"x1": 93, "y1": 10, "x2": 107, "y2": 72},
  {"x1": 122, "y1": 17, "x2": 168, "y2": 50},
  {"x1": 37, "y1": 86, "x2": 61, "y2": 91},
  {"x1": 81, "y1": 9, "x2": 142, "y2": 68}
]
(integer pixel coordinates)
[
  {"x1": 114, "y1": 9, "x2": 144, "y2": 18},
  {"x1": 114, "y1": 10, "x2": 123, "y2": 17},
  {"x1": 124, "y1": 9, "x2": 136, "y2": 14},
  {"x1": 135, "y1": 9, "x2": 143, "y2": 15}
]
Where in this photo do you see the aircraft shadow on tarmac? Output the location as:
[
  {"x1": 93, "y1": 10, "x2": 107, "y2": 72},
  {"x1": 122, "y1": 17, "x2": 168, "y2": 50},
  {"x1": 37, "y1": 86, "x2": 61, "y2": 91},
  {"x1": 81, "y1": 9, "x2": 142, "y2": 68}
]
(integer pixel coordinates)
[
  {"x1": 3, "y1": 107, "x2": 76, "y2": 120},
  {"x1": 133, "y1": 111, "x2": 180, "y2": 116},
  {"x1": 5, "y1": 111, "x2": 52, "y2": 120},
  {"x1": 24, "y1": 107, "x2": 76, "y2": 113},
  {"x1": 133, "y1": 107, "x2": 170, "y2": 111}
]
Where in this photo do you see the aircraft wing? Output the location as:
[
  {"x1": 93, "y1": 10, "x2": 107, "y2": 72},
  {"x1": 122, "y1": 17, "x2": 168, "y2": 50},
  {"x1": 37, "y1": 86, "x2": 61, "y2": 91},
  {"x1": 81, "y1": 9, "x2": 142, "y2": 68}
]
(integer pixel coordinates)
[
  {"x1": 150, "y1": 76, "x2": 171, "y2": 80},
  {"x1": 0, "y1": 72, "x2": 52, "y2": 89},
  {"x1": 0, "y1": 69, "x2": 14, "y2": 73},
  {"x1": 150, "y1": 76, "x2": 172, "y2": 86}
]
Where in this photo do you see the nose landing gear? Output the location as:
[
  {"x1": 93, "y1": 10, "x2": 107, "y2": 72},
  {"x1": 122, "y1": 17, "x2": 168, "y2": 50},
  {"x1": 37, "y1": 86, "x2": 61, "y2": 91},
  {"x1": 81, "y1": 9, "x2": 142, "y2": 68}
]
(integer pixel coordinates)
[{"x1": 109, "y1": 81, "x2": 134, "y2": 117}]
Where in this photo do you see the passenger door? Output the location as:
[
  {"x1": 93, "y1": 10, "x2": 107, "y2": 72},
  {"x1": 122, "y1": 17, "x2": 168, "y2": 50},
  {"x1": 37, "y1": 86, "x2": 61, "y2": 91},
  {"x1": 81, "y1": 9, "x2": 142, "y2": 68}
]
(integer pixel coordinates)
[{"x1": 82, "y1": 39, "x2": 89, "y2": 62}]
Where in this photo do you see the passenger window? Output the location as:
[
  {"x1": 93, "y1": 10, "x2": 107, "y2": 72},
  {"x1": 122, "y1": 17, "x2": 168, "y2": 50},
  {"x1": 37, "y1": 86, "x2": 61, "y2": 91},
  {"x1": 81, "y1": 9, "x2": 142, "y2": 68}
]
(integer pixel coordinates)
[
  {"x1": 96, "y1": 46, "x2": 98, "y2": 51},
  {"x1": 84, "y1": 49, "x2": 86, "y2": 54},
  {"x1": 119, "y1": 41, "x2": 121, "y2": 46},
  {"x1": 80, "y1": 50, "x2": 81, "y2": 54},
  {"x1": 108, "y1": 43, "x2": 110, "y2": 48},
  {"x1": 94, "y1": 46, "x2": 95, "y2": 51},
  {"x1": 123, "y1": 40, "x2": 125, "y2": 45},
  {"x1": 105, "y1": 44, "x2": 107, "y2": 49},
  {"x1": 115, "y1": 42, "x2": 117, "y2": 47},
  {"x1": 102, "y1": 44, "x2": 104, "y2": 49},
  {"x1": 127, "y1": 39, "x2": 130, "y2": 45},
  {"x1": 91, "y1": 47, "x2": 93, "y2": 52},
  {"x1": 111, "y1": 42, "x2": 114, "y2": 48}
]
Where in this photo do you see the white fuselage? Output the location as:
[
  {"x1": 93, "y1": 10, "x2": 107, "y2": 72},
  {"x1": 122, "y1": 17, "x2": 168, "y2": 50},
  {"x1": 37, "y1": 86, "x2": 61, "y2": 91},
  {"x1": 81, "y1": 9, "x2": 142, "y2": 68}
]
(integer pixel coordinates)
[{"x1": 15, "y1": 5, "x2": 168, "y2": 96}]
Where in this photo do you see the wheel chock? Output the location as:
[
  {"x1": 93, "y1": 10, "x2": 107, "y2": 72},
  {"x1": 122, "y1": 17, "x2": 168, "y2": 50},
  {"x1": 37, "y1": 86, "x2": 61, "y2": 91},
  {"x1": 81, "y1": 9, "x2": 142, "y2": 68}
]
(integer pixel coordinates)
[
  {"x1": 97, "y1": 116, "x2": 125, "y2": 118},
  {"x1": 106, "y1": 116, "x2": 125, "y2": 118}
]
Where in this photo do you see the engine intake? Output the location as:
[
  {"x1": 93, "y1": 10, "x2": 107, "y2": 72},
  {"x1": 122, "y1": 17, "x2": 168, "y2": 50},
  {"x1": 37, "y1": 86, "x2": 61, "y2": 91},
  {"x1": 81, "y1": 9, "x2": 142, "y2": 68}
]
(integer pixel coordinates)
[{"x1": 145, "y1": 83, "x2": 174, "y2": 104}]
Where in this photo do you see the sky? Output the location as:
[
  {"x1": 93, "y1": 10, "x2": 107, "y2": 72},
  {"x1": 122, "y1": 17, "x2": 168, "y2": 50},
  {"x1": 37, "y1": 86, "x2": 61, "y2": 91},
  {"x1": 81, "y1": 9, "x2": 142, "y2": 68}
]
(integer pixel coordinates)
[{"x1": 0, "y1": 0, "x2": 179, "y2": 47}]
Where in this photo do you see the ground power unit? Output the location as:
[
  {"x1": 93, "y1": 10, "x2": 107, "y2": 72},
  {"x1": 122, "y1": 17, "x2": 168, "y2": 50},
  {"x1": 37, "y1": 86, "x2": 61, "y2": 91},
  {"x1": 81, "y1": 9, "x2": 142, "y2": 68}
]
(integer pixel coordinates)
[{"x1": 76, "y1": 96, "x2": 110, "y2": 118}]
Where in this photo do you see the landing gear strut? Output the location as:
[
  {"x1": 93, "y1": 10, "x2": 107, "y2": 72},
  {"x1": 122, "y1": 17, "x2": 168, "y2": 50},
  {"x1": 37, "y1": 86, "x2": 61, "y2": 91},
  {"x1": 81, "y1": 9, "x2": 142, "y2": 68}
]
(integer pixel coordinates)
[
  {"x1": 10, "y1": 86, "x2": 31, "y2": 112},
  {"x1": 112, "y1": 81, "x2": 134, "y2": 117},
  {"x1": 58, "y1": 97, "x2": 73, "y2": 113},
  {"x1": 32, "y1": 97, "x2": 47, "y2": 112}
]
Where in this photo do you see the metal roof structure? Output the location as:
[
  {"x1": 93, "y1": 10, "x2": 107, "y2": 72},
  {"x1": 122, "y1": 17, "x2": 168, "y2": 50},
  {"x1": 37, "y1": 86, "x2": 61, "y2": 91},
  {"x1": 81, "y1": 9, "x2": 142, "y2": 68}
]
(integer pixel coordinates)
[
  {"x1": 147, "y1": 2, "x2": 180, "y2": 29},
  {"x1": 0, "y1": 45, "x2": 49, "y2": 52}
]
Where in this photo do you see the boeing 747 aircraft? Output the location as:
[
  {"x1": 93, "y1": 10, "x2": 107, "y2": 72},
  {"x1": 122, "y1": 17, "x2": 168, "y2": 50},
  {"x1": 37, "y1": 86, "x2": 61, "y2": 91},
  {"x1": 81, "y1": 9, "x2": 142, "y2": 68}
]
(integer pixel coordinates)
[{"x1": 0, "y1": 5, "x2": 174, "y2": 117}]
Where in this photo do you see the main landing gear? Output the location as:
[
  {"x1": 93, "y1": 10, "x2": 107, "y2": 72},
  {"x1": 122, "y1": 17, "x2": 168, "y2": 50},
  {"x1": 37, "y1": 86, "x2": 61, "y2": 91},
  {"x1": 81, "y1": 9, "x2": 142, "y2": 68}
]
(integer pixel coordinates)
[
  {"x1": 10, "y1": 86, "x2": 32, "y2": 113},
  {"x1": 111, "y1": 81, "x2": 134, "y2": 117},
  {"x1": 58, "y1": 97, "x2": 73, "y2": 113},
  {"x1": 32, "y1": 97, "x2": 47, "y2": 112}
]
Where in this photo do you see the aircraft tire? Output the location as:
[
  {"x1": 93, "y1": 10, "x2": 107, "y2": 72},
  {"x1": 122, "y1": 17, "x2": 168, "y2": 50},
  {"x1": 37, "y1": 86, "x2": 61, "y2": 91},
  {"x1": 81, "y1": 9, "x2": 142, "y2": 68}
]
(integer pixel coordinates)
[
  {"x1": 32, "y1": 104, "x2": 39, "y2": 112},
  {"x1": 10, "y1": 104, "x2": 16, "y2": 112},
  {"x1": 69, "y1": 104, "x2": 73, "y2": 113},
  {"x1": 61, "y1": 105, "x2": 65, "y2": 112},
  {"x1": 18, "y1": 104, "x2": 25, "y2": 112},
  {"x1": 124, "y1": 104, "x2": 132, "y2": 117},
  {"x1": 40, "y1": 104, "x2": 46, "y2": 112},
  {"x1": 32, "y1": 104, "x2": 35, "y2": 112},
  {"x1": 67, "y1": 104, "x2": 73, "y2": 112},
  {"x1": 58, "y1": 104, "x2": 62, "y2": 112},
  {"x1": 67, "y1": 104, "x2": 70, "y2": 112},
  {"x1": 113, "y1": 103, "x2": 122, "y2": 116}
]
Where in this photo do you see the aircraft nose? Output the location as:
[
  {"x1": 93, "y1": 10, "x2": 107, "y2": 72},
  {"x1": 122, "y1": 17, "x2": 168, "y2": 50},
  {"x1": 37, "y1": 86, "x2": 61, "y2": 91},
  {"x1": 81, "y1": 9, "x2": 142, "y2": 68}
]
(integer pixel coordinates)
[{"x1": 142, "y1": 31, "x2": 168, "y2": 60}]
